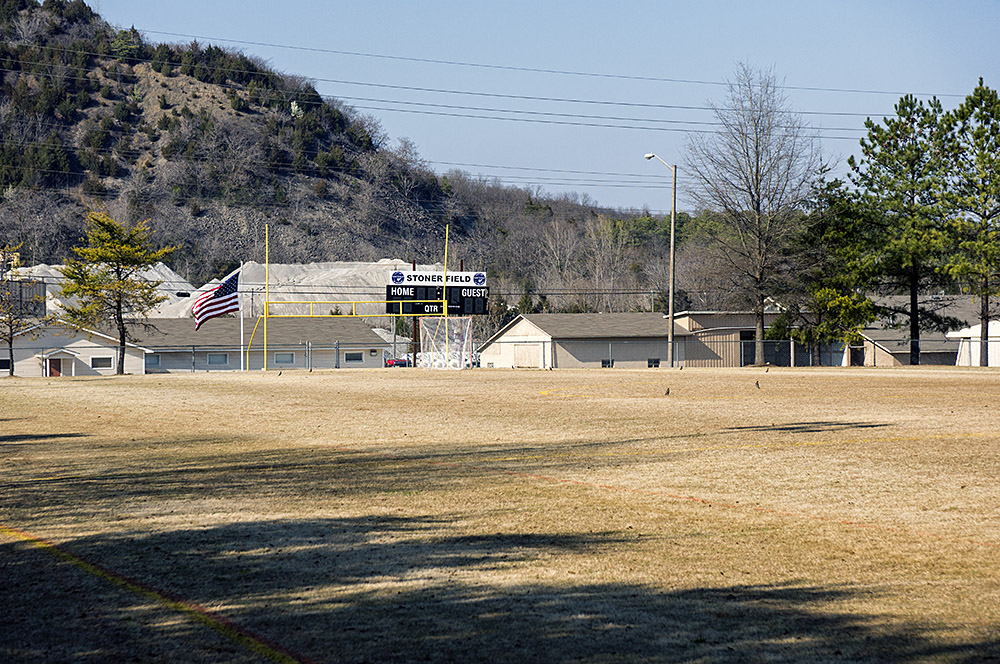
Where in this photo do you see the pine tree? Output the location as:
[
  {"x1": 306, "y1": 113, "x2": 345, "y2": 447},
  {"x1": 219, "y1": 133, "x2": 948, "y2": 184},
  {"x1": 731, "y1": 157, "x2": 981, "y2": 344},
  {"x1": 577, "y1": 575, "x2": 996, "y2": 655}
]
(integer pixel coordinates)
[
  {"x1": 848, "y1": 95, "x2": 949, "y2": 365},
  {"x1": 59, "y1": 211, "x2": 176, "y2": 374},
  {"x1": 939, "y1": 80, "x2": 1000, "y2": 366}
]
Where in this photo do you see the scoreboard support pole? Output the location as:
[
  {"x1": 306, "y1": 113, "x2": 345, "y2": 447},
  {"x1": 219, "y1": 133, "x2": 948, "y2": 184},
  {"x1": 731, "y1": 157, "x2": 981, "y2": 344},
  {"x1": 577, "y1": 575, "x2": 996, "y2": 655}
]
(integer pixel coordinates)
[{"x1": 443, "y1": 225, "x2": 450, "y2": 364}]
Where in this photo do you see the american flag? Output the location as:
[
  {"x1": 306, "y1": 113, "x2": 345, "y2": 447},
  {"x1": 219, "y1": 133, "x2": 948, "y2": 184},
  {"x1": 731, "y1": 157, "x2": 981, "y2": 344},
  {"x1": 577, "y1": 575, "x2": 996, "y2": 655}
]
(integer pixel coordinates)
[{"x1": 193, "y1": 271, "x2": 240, "y2": 330}]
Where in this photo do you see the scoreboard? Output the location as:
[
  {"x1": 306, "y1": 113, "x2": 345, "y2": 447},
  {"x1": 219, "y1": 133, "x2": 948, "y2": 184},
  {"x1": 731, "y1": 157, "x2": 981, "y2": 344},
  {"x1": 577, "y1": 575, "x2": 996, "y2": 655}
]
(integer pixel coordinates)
[{"x1": 385, "y1": 285, "x2": 489, "y2": 315}]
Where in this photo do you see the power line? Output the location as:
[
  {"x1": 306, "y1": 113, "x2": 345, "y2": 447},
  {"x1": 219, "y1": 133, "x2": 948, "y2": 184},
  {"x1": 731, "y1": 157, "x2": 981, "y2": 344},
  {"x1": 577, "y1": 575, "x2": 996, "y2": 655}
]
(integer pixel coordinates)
[
  {"x1": 0, "y1": 43, "x2": 896, "y2": 119},
  {"x1": 344, "y1": 103, "x2": 865, "y2": 141},
  {"x1": 137, "y1": 29, "x2": 968, "y2": 99},
  {"x1": 334, "y1": 95, "x2": 862, "y2": 133}
]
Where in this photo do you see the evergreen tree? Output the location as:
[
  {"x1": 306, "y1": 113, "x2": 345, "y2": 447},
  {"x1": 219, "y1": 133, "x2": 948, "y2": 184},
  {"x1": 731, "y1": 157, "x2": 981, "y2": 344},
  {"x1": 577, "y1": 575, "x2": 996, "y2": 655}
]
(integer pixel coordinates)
[
  {"x1": 766, "y1": 179, "x2": 877, "y2": 364},
  {"x1": 59, "y1": 211, "x2": 175, "y2": 374},
  {"x1": 848, "y1": 95, "x2": 950, "y2": 365},
  {"x1": 939, "y1": 80, "x2": 1000, "y2": 365}
]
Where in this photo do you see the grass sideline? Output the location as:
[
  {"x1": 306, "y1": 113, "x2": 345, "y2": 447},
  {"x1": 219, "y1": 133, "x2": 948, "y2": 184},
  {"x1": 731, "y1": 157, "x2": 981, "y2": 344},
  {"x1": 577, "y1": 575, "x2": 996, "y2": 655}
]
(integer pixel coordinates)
[{"x1": 1, "y1": 367, "x2": 999, "y2": 662}]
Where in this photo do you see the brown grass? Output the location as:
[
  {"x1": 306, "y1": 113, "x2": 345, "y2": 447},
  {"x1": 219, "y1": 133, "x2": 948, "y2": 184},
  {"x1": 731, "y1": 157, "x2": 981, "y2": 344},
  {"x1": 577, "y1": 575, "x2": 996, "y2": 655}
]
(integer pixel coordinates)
[{"x1": 2, "y1": 367, "x2": 999, "y2": 662}]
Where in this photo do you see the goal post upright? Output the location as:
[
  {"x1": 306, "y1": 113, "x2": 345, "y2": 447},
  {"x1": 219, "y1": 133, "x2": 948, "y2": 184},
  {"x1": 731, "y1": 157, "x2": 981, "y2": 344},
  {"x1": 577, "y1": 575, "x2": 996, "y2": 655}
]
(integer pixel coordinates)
[{"x1": 256, "y1": 222, "x2": 456, "y2": 371}]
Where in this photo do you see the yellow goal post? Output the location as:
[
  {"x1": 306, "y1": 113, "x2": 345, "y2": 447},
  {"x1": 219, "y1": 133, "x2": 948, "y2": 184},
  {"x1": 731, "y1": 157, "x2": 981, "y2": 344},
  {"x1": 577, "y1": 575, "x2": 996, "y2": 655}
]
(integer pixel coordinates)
[{"x1": 259, "y1": 224, "x2": 452, "y2": 370}]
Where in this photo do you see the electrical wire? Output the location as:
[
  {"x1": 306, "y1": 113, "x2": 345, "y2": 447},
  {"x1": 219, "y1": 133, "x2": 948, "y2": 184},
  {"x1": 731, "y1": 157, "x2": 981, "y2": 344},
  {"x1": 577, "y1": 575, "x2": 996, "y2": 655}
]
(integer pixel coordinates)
[
  {"x1": 137, "y1": 29, "x2": 968, "y2": 99},
  {"x1": 0, "y1": 42, "x2": 901, "y2": 118},
  {"x1": 0, "y1": 36, "x2": 876, "y2": 208}
]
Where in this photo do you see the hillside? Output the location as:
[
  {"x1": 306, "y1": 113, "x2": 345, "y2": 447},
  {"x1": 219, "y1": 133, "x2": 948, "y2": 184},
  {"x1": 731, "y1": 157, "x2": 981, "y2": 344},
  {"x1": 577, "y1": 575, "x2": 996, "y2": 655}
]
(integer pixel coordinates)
[{"x1": 0, "y1": 0, "x2": 686, "y2": 314}]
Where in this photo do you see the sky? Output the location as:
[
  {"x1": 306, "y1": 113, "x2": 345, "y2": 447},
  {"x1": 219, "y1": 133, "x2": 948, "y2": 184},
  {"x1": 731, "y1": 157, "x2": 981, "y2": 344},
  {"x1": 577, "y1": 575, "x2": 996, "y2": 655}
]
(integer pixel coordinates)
[{"x1": 89, "y1": 0, "x2": 1000, "y2": 213}]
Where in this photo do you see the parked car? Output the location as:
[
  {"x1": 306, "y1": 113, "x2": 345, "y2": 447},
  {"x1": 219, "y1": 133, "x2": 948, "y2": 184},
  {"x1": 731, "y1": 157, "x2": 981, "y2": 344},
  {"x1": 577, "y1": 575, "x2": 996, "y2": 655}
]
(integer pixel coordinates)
[{"x1": 385, "y1": 357, "x2": 412, "y2": 367}]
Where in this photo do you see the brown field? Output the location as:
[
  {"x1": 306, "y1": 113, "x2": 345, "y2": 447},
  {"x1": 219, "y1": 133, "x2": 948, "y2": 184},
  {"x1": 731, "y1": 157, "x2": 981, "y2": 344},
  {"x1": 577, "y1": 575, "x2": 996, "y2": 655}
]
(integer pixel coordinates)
[{"x1": 1, "y1": 367, "x2": 999, "y2": 663}]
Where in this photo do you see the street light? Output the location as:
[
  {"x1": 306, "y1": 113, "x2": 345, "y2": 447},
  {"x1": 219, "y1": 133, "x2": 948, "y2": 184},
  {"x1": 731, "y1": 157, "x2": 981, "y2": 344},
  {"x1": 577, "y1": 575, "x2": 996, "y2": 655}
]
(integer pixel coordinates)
[{"x1": 644, "y1": 153, "x2": 677, "y2": 368}]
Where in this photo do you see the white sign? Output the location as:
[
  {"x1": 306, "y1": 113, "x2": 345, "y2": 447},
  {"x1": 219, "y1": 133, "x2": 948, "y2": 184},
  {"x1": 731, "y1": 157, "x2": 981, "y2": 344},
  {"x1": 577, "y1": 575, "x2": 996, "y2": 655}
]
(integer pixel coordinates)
[{"x1": 389, "y1": 270, "x2": 487, "y2": 287}]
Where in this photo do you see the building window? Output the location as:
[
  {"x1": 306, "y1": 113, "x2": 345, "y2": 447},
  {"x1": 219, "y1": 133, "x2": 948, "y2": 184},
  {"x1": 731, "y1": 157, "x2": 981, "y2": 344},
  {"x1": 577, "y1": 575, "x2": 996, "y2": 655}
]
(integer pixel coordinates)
[
  {"x1": 207, "y1": 352, "x2": 229, "y2": 366},
  {"x1": 601, "y1": 359, "x2": 614, "y2": 368},
  {"x1": 0, "y1": 358, "x2": 9, "y2": 370},
  {"x1": 648, "y1": 358, "x2": 660, "y2": 368},
  {"x1": 91, "y1": 356, "x2": 113, "y2": 369},
  {"x1": 344, "y1": 351, "x2": 363, "y2": 363},
  {"x1": 146, "y1": 354, "x2": 161, "y2": 367},
  {"x1": 274, "y1": 352, "x2": 295, "y2": 365}
]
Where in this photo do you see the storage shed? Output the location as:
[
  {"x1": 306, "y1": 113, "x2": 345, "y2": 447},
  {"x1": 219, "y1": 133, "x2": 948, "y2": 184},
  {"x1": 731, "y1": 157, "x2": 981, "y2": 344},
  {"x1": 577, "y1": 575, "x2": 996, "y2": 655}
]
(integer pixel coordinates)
[{"x1": 477, "y1": 313, "x2": 687, "y2": 369}]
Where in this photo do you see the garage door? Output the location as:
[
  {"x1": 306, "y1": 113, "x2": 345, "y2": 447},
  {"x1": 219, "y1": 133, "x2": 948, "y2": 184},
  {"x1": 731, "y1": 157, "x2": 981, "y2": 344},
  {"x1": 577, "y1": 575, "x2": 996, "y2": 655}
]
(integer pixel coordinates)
[{"x1": 513, "y1": 343, "x2": 540, "y2": 368}]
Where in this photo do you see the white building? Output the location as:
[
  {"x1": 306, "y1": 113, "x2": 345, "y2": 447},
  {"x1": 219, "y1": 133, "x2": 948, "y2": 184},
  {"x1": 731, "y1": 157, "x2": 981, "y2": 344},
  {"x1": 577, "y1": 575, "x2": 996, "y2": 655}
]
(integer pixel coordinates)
[
  {"x1": 947, "y1": 320, "x2": 1000, "y2": 366},
  {"x1": 3, "y1": 321, "x2": 148, "y2": 376}
]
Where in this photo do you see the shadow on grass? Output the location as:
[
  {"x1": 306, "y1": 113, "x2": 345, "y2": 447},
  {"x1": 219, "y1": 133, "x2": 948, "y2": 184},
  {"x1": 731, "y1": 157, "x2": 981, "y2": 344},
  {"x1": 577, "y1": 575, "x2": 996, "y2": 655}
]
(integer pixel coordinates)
[
  {"x1": 0, "y1": 432, "x2": 87, "y2": 444},
  {"x1": 2, "y1": 518, "x2": 996, "y2": 663},
  {"x1": 725, "y1": 421, "x2": 891, "y2": 434}
]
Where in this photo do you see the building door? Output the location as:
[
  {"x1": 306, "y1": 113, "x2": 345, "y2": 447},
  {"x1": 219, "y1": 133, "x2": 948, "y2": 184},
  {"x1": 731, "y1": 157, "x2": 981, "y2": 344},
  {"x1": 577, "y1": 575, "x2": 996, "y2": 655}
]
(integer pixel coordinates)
[
  {"x1": 849, "y1": 345, "x2": 865, "y2": 367},
  {"x1": 513, "y1": 344, "x2": 539, "y2": 368},
  {"x1": 49, "y1": 358, "x2": 61, "y2": 376},
  {"x1": 739, "y1": 331, "x2": 755, "y2": 366}
]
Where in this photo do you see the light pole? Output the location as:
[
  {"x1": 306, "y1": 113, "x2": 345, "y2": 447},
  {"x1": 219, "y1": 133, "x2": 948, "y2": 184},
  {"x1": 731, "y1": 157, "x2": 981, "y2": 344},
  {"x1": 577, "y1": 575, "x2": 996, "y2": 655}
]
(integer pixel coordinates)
[{"x1": 644, "y1": 153, "x2": 677, "y2": 368}]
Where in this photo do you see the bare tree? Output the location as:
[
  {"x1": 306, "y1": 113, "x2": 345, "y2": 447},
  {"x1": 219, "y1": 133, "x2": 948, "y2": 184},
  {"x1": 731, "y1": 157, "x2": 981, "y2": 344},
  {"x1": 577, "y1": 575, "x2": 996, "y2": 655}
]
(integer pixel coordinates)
[
  {"x1": 14, "y1": 9, "x2": 56, "y2": 45},
  {"x1": 541, "y1": 218, "x2": 582, "y2": 282},
  {"x1": 685, "y1": 63, "x2": 822, "y2": 363},
  {"x1": 0, "y1": 245, "x2": 45, "y2": 376},
  {"x1": 584, "y1": 215, "x2": 633, "y2": 312}
]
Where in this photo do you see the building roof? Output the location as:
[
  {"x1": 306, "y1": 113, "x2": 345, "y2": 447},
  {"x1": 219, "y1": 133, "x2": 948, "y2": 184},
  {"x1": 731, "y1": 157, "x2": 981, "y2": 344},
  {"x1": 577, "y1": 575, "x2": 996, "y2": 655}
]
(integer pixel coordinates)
[
  {"x1": 20, "y1": 319, "x2": 151, "y2": 352},
  {"x1": 520, "y1": 313, "x2": 690, "y2": 339},
  {"x1": 869, "y1": 294, "x2": 978, "y2": 328},
  {"x1": 860, "y1": 294, "x2": 976, "y2": 355},
  {"x1": 130, "y1": 317, "x2": 391, "y2": 349},
  {"x1": 860, "y1": 327, "x2": 958, "y2": 354}
]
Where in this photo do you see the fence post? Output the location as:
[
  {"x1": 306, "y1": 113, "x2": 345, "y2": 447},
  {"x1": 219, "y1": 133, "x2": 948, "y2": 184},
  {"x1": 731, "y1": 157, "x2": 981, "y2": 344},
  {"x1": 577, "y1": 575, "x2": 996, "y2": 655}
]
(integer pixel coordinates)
[
  {"x1": 335, "y1": 340, "x2": 340, "y2": 369},
  {"x1": 191, "y1": 345, "x2": 195, "y2": 372}
]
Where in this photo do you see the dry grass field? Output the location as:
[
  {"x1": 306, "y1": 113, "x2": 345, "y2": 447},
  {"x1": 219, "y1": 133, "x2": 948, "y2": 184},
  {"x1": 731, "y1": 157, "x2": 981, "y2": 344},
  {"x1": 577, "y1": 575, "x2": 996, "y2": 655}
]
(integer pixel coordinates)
[{"x1": 1, "y1": 366, "x2": 999, "y2": 663}]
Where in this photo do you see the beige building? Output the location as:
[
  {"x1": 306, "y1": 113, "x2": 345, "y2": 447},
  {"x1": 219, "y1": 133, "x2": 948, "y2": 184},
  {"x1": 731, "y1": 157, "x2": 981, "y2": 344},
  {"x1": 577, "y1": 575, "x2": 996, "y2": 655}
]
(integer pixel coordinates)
[
  {"x1": 4, "y1": 321, "x2": 148, "y2": 377},
  {"x1": 477, "y1": 310, "x2": 834, "y2": 369},
  {"x1": 675, "y1": 311, "x2": 784, "y2": 368},
  {"x1": 478, "y1": 313, "x2": 687, "y2": 369}
]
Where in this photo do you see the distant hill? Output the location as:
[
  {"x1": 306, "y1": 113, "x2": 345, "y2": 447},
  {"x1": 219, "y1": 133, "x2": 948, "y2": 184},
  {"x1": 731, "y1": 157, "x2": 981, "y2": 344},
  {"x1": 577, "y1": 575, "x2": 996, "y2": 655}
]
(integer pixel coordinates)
[{"x1": 0, "y1": 0, "x2": 680, "y2": 315}]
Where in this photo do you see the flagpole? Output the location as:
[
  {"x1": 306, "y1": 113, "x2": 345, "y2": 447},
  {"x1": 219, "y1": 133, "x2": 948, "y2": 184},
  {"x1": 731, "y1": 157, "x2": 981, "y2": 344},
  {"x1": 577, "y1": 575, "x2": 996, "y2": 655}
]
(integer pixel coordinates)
[
  {"x1": 264, "y1": 224, "x2": 269, "y2": 372},
  {"x1": 239, "y1": 261, "x2": 245, "y2": 372}
]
